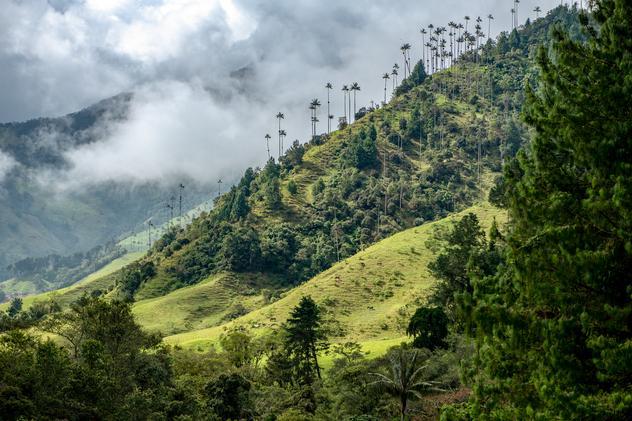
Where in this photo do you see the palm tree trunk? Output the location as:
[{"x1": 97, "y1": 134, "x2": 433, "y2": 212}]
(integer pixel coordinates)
[
  {"x1": 348, "y1": 93, "x2": 352, "y2": 123},
  {"x1": 400, "y1": 395, "x2": 407, "y2": 421},
  {"x1": 327, "y1": 90, "x2": 330, "y2": 133},
  {"x1": 384, "y1": 80, "x2": 387, "y2": 103}
]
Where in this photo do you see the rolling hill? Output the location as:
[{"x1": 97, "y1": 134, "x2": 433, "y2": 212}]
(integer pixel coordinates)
[{"x1": 162, "y1": 202, "x2": 505, "y2": 351}]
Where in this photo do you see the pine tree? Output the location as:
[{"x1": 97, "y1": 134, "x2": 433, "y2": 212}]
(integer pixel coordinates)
[
  {"x1": 284, "y1": 296, "x2": 328, "y2": 385},
  {"x1": 460, "y1": 2, "x2": 632, "y2": 418},
  {"x1": 230, "y1": 188, "x2": 249, "y2": 221}
]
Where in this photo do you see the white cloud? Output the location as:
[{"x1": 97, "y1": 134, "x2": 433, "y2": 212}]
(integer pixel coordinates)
[
  {"x1": 0, "y1": 150, "x2": 17, "y2": 182},
  {"x1": 59, "y1": 80, "x2": 261, "y2": 187}
]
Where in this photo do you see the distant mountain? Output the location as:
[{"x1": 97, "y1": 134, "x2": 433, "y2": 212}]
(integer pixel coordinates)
[{"x1": 0, "y1": 94, "x2": 213, "y2": 282}]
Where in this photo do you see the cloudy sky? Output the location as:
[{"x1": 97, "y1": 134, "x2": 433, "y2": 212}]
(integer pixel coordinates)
[{"x1": 0, "y1": 0, "x2": 561, "y2": 187}]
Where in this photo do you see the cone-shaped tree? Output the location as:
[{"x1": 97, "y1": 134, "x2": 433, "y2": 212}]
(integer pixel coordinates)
[
  {"x1": 461, "y1": 2, "x2": 632, "y2": 418},
  {"x1": 284, "y1": 296, "x2": 328, "y2": 385}
]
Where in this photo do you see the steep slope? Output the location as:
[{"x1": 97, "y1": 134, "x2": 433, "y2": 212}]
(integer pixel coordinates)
[
  {"x1": 163, "y1": 202, "x2": 505, "y2": 350},
  {"x1": 121, "y1": 11, "x2": 549, "y2": 302},
  {"x1": 89, "y1": 9, "x2": 579, "y2": 326}
]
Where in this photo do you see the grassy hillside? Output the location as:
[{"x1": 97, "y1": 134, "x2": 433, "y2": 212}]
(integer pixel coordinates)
[
  {"x1": 132, "y1": 272, "x2": 282, "y2": 335},
  {"x1": 163, "y1": 202, "x2": 505, "y2": 351}
]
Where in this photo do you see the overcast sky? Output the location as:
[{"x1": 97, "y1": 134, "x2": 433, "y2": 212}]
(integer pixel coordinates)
[{"x1": 0, "y1": 0, "x2": 562, "y2": 187}]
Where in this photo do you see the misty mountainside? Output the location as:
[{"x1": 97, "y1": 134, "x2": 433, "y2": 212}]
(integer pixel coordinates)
[
  {"x1": 0, "y1": 93, "x2": 214, "y2": 286},
  {"x1": 11, "y1": 7, "x2": 580, "y2": 316}
]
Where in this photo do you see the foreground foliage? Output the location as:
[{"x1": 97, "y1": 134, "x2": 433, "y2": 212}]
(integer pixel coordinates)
[{"x1": 451, "y1": 1, "x2": 632, "y2": 418}]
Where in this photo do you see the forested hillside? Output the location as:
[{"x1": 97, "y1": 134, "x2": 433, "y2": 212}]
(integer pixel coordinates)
[{"x1": 113, "y1": 7, "x2": 579, "y2": 306}]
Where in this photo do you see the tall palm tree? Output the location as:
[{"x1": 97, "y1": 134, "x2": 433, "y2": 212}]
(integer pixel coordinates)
[
  {"x1": 325, "y1": 82, "x2": 333, "y2": 133},
  {"x1": 464, "y1": 15, "x2": 470, "y2": 33},
  {"x1": 457, "y1": 23, "x2": 464, "y2": 56},
  {"x1": 533, "y1": 6, "x2": 541, "y2": 19},
  {"x1": 370, "y1": 349, "x2": 443, "y2": 421},
  {"x1": 279, "y1": 130, "x2": 287, "y2": 155},
  {"x1": 341, "y1": 85, "x2": 349, "y2": 124},
  {"x1": 427, "y1": 24, "x2": 435, "y2": 69},
  {"x1": 425, "y1": 42, "x2": 433, "y2": 73},
  {"x1": 350, "y1": 82, "x2": 360, "y2": 121},
  {"x1": 392, "y1": 64, "x2": 399, "y2": 88},
  {"x1": 276, "y1": 112, "x2": 284, "y2": 158},
  {"x1": 382, "y1": 72, "x2": 390, "y2": 103},
  {"x1": 147, "y1": 220, "x2": 154, "y2": 248},
  {"x1": 264, "y1": 133, "x2": 271, "y2": 160},
  {"x1": 400, "y1": 43, "x2": 412, "y2": 78},
  {"x1": 310, "y1": 98, "x2": 321, "y2": 137},
  {"x1": 347, "y1": 84, "x2": 352, "y2": 125},
  {"x1": 178, "y1": 183, "x2": 185, "y2": 227},
  {"x1": 515, "y1": 0, "x2": 520, "y2": 27},
  {"x1": 420, "y1": 28, "x2": 427, "y2": 69},
  {"x1": 511, "y1": 8, "x2": 516, "y2": 29},
  {"x1": 309, "y1": 102, "x2": 316, "y2": 137},
  {"x1": 166, "y1": 202, "x2": 174, "y2": 226},
  {"x1": 487, "y1": 14, "x2": 494, "y2": 39}
]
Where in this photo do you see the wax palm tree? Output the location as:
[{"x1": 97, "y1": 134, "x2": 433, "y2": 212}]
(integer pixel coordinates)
[
  {"x1": 325, "y1": 82, "x2": 333, "y2": 133},
  {"x1": 276, "y1": 112, "x2": 285, "y2": 158},
  {"x1": 464, "y1": 15, "x2": 470, "y2": 33},
  {"x1": 515, "y1": 0, "x2": 520, "y2": 27},
  {"x1": 457, "y1": 23, "x2": 464, "y2": 56},
  {"x1": 533, "y1": 6, "x2": 541, "y2": 19},
  {"x1": 420, "y1": 28, "x2": 427, "y2": 68},
  {"x1": 382, "y1": 72, "x2": 390, "y2": 103},
  {"x1": 511, "y1": 8, "x2": 516, "y2": 29},
  {"x1": 264, "y1": 133, "x2": 271, "y2": 160},
  {"x1": 350, "y1": 82, "x2": 360, "y2": 121},
  {"x1": 341, "y1": 85, "x2": 349, "y2": 124},
  {"x1": 424, "y1": 42, "x2": 433, "y2": 73},
  {"x1": 310, "y1": 98, "x2": 321, "y2": 137},
  {"x1": 392, "y1": 64, "x2": 399, "y2": 88},
  {"x1": 400, "y1": 43, "x2": 412, "y2": 77},
  {"x1": 309, "y1": 102, "x2": 316, "y2": 137},
  {"x1": 311, "y1": 117, "x2": 319, "y2": 139},
  {"x1": 487, "y1": 14, "x2": 494, "y2": 39},
  {"x1": 370, "y1": 349, "x2": 443, "y2": 421},
  {"x1": 279, "y1": 129, "x2": 287, "y2": 155}
]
